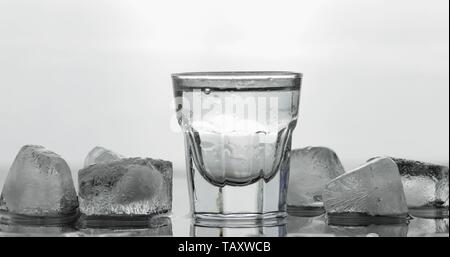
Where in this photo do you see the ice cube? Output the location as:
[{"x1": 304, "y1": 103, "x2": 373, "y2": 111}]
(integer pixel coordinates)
[
  {"x1": 78, "y1": 157, "x2": 172, "y2": 216},
  {"x1": 390, "y1": 158, "x2": 448, "y2": 209},
  {"x1": 407, "y1": 218, "x2": 449, "y2": 236},
  {"x1": 0, "y1": 145, "x2": 78, "y2": 217},
  {"x1": 287, "y1": 147, "x2": 345, "y2": 212},
  {"x1": 83, "y1": 146, "x2": 124, "y2": 168},
  {"x1": 287, "y1": 215, "x2": 329, "y2": 235},
  {"x1": 323, "y1": 157, "x2": 408, "y2": 219}
]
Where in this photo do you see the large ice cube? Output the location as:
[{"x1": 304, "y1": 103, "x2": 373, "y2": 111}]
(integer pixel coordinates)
[
  {"x1": 0, "y1": 145, "x2": 78, "y2": 217},
  {"x1": 391, "y1": 158, "x2": 448, "y2": 209},
  {"x1": 323, "y1": 157, "x2": 408, "y2": 218},
  {"x1": 83, "y1": 146, "x2": 124, "y2": 168},
  {"x1": 407, "y1": 218, "x2": 449, "y2": 237},
  {"x1": 78, "y1": 158, "x2": 172, "y2": 216},
  {"x1": 287, "y1": 147, "x2": 345, "y2": 211}
]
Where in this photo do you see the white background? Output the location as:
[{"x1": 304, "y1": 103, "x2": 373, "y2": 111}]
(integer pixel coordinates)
[{"x1": 0, "y1": 0, "x2": 448, "y2": 181}]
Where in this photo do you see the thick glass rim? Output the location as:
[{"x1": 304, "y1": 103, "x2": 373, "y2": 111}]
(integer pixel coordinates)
[
  {"x1": 172, "y1": 71, "x2": 302, "y2": 89},
  {"x1": 172, "y1": 71, "x2": 302, "y2": 80}
]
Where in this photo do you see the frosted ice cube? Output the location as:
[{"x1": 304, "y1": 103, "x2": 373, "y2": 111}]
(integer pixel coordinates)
[
  {"x1": 323, "y1": 157, "x2": 408, "y2": 218},
  {"x1": 0, "y1": 145, "x2": 78, "y2": 217},
  {"x1": 391, "y1": 158, "x2": 448, "y2": 209},
  {"x1": 84, "y1": 146, "x2": 124, "y2": 168},
  {"x1": 287, "y1": 147, "x2": 345, "y2": 211},
  {"x1": 78, "y1": 158, "x2": 172, "y2": 216}
]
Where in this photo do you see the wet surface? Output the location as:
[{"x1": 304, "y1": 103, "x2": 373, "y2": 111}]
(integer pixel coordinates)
[
  {"x1": 0, "y1": 174, "x2": 448, "y2": 237},
  {"x1": 0, "y1": 211, "x2": 447, "y2": 237}
]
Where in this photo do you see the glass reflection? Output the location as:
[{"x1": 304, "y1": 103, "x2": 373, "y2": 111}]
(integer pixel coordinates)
[
  {"x1": 326, "y1": 224, "x2": 408, "y2": 237},
  {"x1": 191, "y1": 220, "x2": 287, "y2": 237}
]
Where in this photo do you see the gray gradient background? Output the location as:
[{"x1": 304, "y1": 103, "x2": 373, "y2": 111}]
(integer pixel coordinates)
[{"x1": 0, "y1": 0, "x2": 448, "y2": 184}]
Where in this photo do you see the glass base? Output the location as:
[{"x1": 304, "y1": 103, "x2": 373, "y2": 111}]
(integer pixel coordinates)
[
  {"x1": 186, "y1": 146, "x2": 290, "y2": 226},
  {"x1": 194, "y1": 212, "x2": 287, "y2": 227},
  {"x1": 191, "y1": 220, "x2": 287, "y2": 237}
]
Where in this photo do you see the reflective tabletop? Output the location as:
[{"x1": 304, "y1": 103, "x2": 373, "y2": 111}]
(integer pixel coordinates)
[{"x1": 0, "y1": 175, "x2": 448, "y2": 237}]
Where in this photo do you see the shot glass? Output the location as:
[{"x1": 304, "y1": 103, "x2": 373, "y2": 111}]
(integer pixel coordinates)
[{"x1": 172, "y1": 72, "x2": 302, "y2": 224}]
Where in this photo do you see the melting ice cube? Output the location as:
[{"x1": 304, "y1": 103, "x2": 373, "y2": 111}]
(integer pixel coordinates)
[
  {"x1": 78, "y1": 158, "x2": 172, "y2": 216},
  {"x1": 323, "y1": 157, "x2": 408, "y2": 219},
  {"x1": 83, "y1": 146, "x2": 124, "y2": 168},
  {"x1": 0, "y1": 145, "x2": 78, "y2": 217},
  {"x1": 287, "y1": 146, "x2": 345, "y2": 212},
  {"x1": 391, "y1": 158, "x2": 449, "y2": 209}
]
